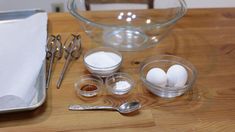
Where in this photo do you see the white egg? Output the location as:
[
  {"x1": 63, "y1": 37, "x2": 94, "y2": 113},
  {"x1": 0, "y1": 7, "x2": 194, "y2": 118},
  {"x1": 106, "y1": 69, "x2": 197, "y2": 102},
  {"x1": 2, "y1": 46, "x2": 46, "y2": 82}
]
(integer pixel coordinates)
[
  {"x1": 146, "y1": 68, "x2": 167, "y2": 87},
  {"x1": 166, "y1": 64, "x2": 188, "y2": 87}
]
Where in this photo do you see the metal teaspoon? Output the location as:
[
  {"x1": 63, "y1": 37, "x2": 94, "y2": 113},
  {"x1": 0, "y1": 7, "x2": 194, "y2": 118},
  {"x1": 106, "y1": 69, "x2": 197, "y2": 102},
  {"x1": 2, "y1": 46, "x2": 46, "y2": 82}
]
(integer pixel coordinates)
[{"x1": 68, "y1": 101, "x2": 141, "y2": 114}]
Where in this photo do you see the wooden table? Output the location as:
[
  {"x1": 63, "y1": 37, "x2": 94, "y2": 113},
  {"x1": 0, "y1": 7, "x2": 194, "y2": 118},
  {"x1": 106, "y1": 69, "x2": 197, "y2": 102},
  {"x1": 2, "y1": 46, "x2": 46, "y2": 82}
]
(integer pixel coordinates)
[{"x1": 1, "y1": 8, "x2": 235, "y2": 131}]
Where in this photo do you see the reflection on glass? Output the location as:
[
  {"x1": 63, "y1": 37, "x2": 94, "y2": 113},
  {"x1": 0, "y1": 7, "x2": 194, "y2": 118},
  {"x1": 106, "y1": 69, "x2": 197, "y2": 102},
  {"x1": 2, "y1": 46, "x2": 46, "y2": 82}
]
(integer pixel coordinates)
[
  {"x1": 132, "y1": 14, "x2": 136, "y2": 19},
  {"x1": 117, "y1": 12, "x2": 137, "y2": 22},
  {"x1": 118, "y1": 15, "x2": 122, "y2": 20},
  {"x1": 151, "y1": 36, "x2": 158, "y2": 42},
  {"x1": 146, "y1": 19, "x2": 151, "y2": 24},
  {"x1": 126, "y1": 17, "x2": 132, "y2": 22}
]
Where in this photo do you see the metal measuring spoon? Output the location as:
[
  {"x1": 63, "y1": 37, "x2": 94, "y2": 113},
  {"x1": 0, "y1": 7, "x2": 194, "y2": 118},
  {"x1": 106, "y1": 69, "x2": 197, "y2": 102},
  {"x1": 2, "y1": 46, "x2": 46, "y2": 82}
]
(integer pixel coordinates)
[
  {"x1": 56, "y1": 34, "x2": 82, "y2": 89},
  {"x1": 46, "y1": 35, "x2": 63, "y2": 88},
  {"x1": 68, "y1": 101, "x2": 141, "y2": 114}
]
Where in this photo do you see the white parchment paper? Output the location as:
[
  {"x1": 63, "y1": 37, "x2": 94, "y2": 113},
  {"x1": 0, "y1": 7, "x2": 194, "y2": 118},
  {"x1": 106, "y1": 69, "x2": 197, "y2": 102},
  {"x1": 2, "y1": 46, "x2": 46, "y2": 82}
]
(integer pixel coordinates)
[{"x1": 0, "y1": 12, "x2": 47, "y2": 109}]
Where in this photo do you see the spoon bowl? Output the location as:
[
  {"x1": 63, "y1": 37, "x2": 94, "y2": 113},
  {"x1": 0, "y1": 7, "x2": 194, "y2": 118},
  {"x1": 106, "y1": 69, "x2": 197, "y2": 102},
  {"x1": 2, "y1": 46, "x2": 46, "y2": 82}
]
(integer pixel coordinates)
[
  {"x1": 69, "y1": 101, "x2": 141, "y2": 114},
  {"x1": 117, "y1": 102, "x2": 141, "y2": 114}
]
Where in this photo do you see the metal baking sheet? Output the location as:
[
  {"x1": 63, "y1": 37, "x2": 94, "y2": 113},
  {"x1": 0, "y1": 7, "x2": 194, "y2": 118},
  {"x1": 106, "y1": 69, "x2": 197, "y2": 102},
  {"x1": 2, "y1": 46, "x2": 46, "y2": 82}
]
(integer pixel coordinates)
[
  {"x1": 0, "y1": 61, "x2": 46, "y2": 114},
  {"x1": 0, "y1": 9, "x2": 45, "y2": 22},
  {"x1": 0, "y1": 9, "x2": 47, "y2": 114}
]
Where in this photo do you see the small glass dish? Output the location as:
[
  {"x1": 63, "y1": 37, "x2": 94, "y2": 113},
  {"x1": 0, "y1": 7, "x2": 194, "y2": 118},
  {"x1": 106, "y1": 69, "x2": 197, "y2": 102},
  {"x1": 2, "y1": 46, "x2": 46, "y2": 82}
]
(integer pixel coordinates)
[
  {"x1": 74, "y1": 74, "x2": 103, "y2": 97},
  {"x1": 140, "y1": 55, "x2": 197, "y2": 98},
  {"x1": 83, "y1": 47, "x2": 123, "y2": 77},
  {"x1": 105, "y1": 72, "x2": 135, "y2": 95}
]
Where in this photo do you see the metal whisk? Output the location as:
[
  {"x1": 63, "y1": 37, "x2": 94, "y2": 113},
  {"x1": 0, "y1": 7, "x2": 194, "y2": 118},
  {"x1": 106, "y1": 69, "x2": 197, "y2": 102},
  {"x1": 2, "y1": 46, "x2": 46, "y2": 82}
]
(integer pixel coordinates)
[
  {"x1": 46, "y1": 35, "x2": 63, "y2": 88},
  {"x1": 56, "y1": 34, "x2": 82, "y2": 89}
]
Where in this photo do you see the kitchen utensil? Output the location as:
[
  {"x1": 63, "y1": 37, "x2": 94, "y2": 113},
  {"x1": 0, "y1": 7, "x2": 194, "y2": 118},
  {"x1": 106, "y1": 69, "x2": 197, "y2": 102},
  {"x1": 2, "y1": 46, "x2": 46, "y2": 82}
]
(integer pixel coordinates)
[
  {"x1": 46, "y1": 35, "x2": 63, "y2": 88},
  {"x1": 69, "y1": 101, "x2": 141, "y2": 114},
  {"x1": 56, "y1": 34, "x2": 82, "y2": 88}
]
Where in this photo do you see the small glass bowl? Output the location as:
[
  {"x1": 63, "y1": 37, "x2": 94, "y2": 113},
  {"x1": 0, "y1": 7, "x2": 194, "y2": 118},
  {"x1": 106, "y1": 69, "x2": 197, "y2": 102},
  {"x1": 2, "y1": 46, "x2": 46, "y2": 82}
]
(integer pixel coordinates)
[
  {"x1": 74, "y1": 74, "x2": 103, "y2": 97},
  {"x1": 83, "y1": 47, "x2": 123, "y2": 77},
  {"x1": 140, "y1": 55, "x2": 197, "y2": 98},
  {"x1": 105, "y1": 72, "x2": 135, "y2": 95}
]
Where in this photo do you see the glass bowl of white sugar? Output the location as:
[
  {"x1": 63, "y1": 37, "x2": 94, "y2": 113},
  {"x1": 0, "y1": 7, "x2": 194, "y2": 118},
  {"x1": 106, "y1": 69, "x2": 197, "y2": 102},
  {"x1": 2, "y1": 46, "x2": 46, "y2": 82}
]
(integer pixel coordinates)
[
  {"x1": 83, "y1": 47, "x2": 123, "y2": 77},
  {"x1": 105, "y1": 72, "x2": 135, "y2": 95}
]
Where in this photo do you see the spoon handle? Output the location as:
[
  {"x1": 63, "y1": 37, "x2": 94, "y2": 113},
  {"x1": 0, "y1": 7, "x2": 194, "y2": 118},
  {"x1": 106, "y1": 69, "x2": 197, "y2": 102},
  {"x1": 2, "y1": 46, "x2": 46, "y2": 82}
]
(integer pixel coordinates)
[{"x1": 68, "y1": 105, "x2": 115, "y2": 111}]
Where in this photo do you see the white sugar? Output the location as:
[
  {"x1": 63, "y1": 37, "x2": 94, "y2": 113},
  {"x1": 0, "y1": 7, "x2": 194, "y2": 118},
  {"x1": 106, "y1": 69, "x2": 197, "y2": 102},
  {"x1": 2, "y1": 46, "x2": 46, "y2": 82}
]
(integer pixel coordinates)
[{"x1": 85, "y1": 51, "x2": 121, "y2": 69}]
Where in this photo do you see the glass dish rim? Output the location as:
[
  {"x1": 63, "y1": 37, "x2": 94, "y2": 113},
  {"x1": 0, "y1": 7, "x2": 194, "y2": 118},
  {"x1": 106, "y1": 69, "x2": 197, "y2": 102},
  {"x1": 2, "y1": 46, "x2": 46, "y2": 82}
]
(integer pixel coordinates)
[
  {"x1": 105, "y1": 72, "x2": 135, "y2": 86},
  {"x1": 67, "y1": 0, "x2": 187, "y2": 29},
  {"x1": 74, "y1": 74, "x2": 104, "y2": 90}
]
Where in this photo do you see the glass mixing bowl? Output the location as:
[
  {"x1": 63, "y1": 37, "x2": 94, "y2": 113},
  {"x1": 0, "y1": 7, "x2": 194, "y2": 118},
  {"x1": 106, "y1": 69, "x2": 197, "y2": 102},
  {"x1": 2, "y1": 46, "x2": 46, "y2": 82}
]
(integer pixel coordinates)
[{"x1": 68, "y1": 0, "x2": 187, "y2": 51}]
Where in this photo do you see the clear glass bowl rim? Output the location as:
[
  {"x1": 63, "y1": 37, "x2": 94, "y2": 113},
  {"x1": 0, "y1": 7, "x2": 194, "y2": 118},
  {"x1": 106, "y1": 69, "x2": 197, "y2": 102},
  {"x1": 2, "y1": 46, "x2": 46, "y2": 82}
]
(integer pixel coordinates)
[{"x1": 67, "y1": 0, "x2": 187, "y2": 28}]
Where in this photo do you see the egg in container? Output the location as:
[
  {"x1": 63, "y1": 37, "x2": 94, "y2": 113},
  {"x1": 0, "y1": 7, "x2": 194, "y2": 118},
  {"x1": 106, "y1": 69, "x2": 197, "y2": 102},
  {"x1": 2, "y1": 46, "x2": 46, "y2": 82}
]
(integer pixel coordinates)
[{"x1": 140, "y1": 55, "x2": 197, "y2": 98}]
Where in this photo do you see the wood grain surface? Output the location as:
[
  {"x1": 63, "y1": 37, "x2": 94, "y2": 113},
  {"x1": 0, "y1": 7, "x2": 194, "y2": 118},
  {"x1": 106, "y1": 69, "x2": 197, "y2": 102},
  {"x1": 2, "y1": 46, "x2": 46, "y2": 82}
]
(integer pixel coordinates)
[{"x1": 1, "y1": 8, "x2": 235, "y2": 131}]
